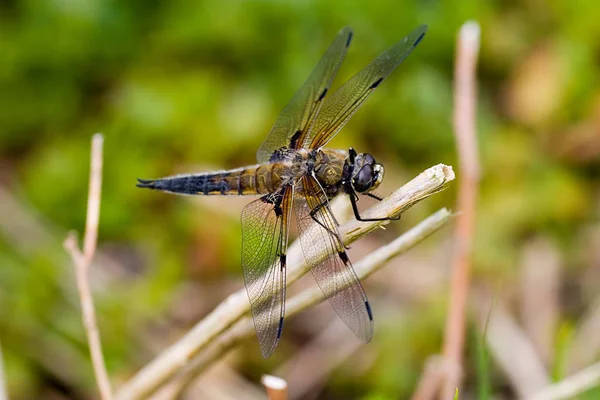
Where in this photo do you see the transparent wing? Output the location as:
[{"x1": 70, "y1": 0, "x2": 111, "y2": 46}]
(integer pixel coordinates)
[
  {"x1": 294, "y1": 176, "x2": 373, "y2": 342},
  {"x1": 305, "y1": 25, "x2": 427, "y2": 150},
  {"x1": 256, "y1": 27, "x2": 354, "y2": 163},
  {"x1": 241, "y1": 186, "x2": 293, "y2": 358}
]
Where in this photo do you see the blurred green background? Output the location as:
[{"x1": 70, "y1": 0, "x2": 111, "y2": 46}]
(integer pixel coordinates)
[{"x1": 1, "y1": 0, "x2": 600, "y2": 399}]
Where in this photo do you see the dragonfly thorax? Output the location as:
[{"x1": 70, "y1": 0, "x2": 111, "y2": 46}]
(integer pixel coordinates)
[{"x1": 346, "y1": 151, "x2": 384, "y2": 193}]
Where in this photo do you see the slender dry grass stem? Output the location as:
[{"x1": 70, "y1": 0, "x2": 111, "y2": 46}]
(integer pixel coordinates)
[
  {"x1": 115, "y1": 165, "x2": 454, "y2": 400},
  {"x1": 474, "y1": 292, "x2": 549, "y2": 397},
  {"x1": 568, "y1": 297, "x2": 600, "y2": 373},
  {"x1": 63, "y1": 133, "x2": 113, "y2": 400},
  {"x1": 0, "y1": 340, "x2": 7, "y2": 400},
  {"x1": 520, "y1": 237, "x2": 560, "y2": 365},
  {"x1": 441, "y1": 20, "x2": 481, "y2": 399},
  {"x1": 411, "y1": 356, "x2": 452, "y2": 400},
  {"x1": 529, "y1": 361, "x2": 600, "y2": 400},
  {"x1": 262, "y1": 375, "x2": 288, "y2": 400}
]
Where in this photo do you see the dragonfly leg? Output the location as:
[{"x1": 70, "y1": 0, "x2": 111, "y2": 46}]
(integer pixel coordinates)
[
  {"x1": 365, "y1": 192, "x2": 383, "y2": 201},
  {"x1": 309, "y1": 200, "x2": 349, "y2": 249},
  {"x1": 350, "y1": 192, "x2": 401, "y2": 222}
]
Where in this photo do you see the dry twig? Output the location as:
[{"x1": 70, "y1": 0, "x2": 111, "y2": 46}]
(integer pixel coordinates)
[
  {"x1": 567, "y1": 297, "x2": 600, "y2": 373},
  {"x1": 115, "y1": 164, "x2": 454, "y2": 400},
  {"x1": 276, "y1": 318, "x2": 364, "y2": 399},
  {"x1": 0, "y1": 340, "x2": 7, "y2": 400},
  {"x1": 475, "y1": 291, "x2": 550, "y2": 398},
  {"x1": 183, "y1": 361, "x2": 265, "y2": 400},
  {"x1": 440, "y1": 21, "x2": 481, "y2": 399},
  {"x1": 411, "y1": 356, "x2": 453, "y2": 400},
  {"x1": 63, "y1": 134, "x2": 112, "y2": 400},
  {"x1": 262, "y1": 375, "x2": 288, "y2": 400},
  {"x1": 520, "y1": 237, "x2": 561, "y2": 365},
  {"x1": 528, "y1": 361, "x2": 600, "y2": 400}
]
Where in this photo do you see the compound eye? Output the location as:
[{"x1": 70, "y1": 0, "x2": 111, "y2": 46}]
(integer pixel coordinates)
[
  {"x1": 353, "y1": 165, "x2": 373, "y2": 192},
  {"x1": 363, "y1": 154, "x2": 375, "y2": 164},
  {"x1": 371, "y1": 164, "x2": 384, "y2": 189}
]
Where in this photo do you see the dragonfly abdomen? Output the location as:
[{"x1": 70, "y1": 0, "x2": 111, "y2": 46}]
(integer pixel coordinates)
[{"x1": 137, "y1": 164, "x2": 283, "y2": 196}]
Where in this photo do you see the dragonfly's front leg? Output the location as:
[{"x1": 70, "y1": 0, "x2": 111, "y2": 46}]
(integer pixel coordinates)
[
  {"x1": 365, "y1": 192, "x2": 383, "y2": 201},
  {"x1": 349, "y1": 191, "x2": 401, "y2": 222}
]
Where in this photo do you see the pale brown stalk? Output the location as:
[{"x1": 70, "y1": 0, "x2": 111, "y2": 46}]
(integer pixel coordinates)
[
  {"x1": 0, "y1": 340, "x2": 7, "y2": 400},
  {"x1": 520, "y1": 237, "x2": 561, "y2": 365},
  {"x1": 63, "y1": 134, "x2": 113, "y2": 400},
  {"x1": 529, "y1": 361, "x2": 600, "y2": 400},
  {"x1": 474, "y1": 290, "x2": 550, "y2": 398},
  {"x1": 262, "y1": 375, "x2": 288, "y2": 400},
  {"x1": 276, "y1": 319, "x2": 364, "y2": 399},
  {"x1": 440, "y1": 20, "x2": 481, "y2": 399},
  {"x1": 567, "y1": 297, "x2": 600, "y2": 373},
  {"x1": 411, "y1": 356, "x2": 456, "y2": 400}
]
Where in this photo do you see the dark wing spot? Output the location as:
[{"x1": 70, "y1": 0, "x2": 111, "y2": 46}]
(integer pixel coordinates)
[
  {"x1": 365, "y1": 301, "x2": 373, "y2": 320},
  {"x1": 338, "y1": 251, "x2": 349, "y2": 264},
  {"x1": 276, "y1": 317, "x2": 284, "y2": 339},
  {"x1": 346, "y1": 31, "x2": 353, "y2": 47},
  {"x1": 290, "y1": 130, "x2": 302, "y2": 149},
  {"x1": 318, "y1": 87, "x2": 328, "y2": 101},
  {"x1": 279, "y1": 254, "x2": 286, "y2": 271},
  {"x1": 370, "y1": 77, "x2": 384, "y2": 89},
  {"x1": 414, "y1": 31, "x2": 426, "y2": 47},
  {"x1": 274, "y1": 203, "x2": 283, "y2": 217}
]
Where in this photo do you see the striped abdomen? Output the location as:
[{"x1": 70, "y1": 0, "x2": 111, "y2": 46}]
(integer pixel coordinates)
[{"x1": 136, "y1": 164, "x2": 285, "y2": 196}]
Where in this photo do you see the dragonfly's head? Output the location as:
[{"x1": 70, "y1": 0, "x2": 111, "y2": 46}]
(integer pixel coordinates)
[{"x1": 348, "y1": 151, "x2": 384, "y2": 193}]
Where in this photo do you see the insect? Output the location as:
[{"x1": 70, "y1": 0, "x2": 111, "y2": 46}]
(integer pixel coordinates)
[{"x1": 137, "y1": 25, "x2": 427, "y2": 357}]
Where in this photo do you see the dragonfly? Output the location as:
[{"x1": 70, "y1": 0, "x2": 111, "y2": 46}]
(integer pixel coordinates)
[{"x1": 137, "y1": 25, "x2": 427, "y2": 358}]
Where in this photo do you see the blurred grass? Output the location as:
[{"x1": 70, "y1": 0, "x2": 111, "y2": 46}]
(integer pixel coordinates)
[{"x1": 1, "y1": 0, "x2": 600, "y2": 399}]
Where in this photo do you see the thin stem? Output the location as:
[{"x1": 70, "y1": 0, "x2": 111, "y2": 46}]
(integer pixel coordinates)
[
  {"x1": 474, "y1": 291, "x2": 550, "y2": 398},
  {"x1": 411, "y1": 356, "x2": 452, "y2": 400},
  {"x1": 440, "y1": 21, "x2": 481, "y2": 399},
  {"x1": 529, "y1": 361, "x2": 600, "y2": 400},
  {"x1": 0, "y1": 340, "x2": 7, "y2": 400},
  {"x1": 64, "y1": 133, "x2": 112, "y2": 400},
  {"x1": 83, "y1": 134, "x2": 103, "y2": 260},
  {"x1": 262, "y1": 375, "x2": 288, "y2": 400}
]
